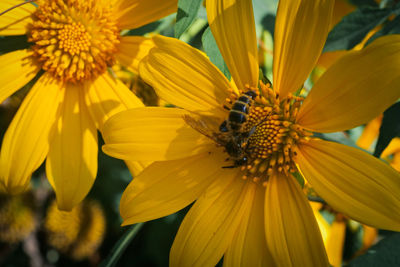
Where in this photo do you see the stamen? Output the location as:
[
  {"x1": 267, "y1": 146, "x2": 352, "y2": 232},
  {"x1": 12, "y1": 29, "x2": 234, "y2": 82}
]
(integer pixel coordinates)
[
  {"x1": 224, "y1": 81, "x2": 310, "y2": 184},
  {"x1": 28, "y1": 0, "x2": 120, "y2": 83},
  {"x1": 184, "y1": 80, "x2": 311, "y2": 186}
]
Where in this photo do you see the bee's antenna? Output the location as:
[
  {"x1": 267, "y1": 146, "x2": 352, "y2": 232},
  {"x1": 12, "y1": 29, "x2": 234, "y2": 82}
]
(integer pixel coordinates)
[{"x1": 0, "y1": 0, "x2": 35, "y2": 16}]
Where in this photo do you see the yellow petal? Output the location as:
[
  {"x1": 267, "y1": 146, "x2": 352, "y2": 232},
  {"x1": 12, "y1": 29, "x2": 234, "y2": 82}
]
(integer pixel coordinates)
[
  {"x1": 297, "y1": 35, "x2": 400, "y2": 132},
  {"x1": 170, "y1": 174, "x2": 256, "y2": 267},
  {"x1": 326, "y1": 219, "x2": 346, "y2": 267},
  {"x1": 356, "y1": 115, "x2": 382, "y2": 150},
  {"x1": 265, "y1": 172, "x2": 329, "y2": 267},
  {"x1": 102, "y1": 107, "x2": 214, "y2": 161},
  {"x1": 360, "y1": 225, "x2": 377, "y2": 253},
  {"x1": 0, "y1": 74, "x2": 64, "y2": 194},
  {"x1": 0, "y1": 0, "x2": 35, "y2": 35},
  {"x1": 113, "y1": 0, "x2": 177, "y2": 30},
  {"x1": 120, "y1": 148, "x2": 226, "y2": 225},
  {"x1": 315, "y1": 50, "x2": 347, "y2": 73},
  {"x1": 382, "y1": 138, "x2": 400, "y2": 158},
  {"x1": 46, "y1": 84, "x2": 98, "y2": 211},
  {"x1": 0, "y1": 50, "x2": 40, "y2": 104},
  {"x1": 311, "y1": 203, "x2": 330, "y2": 245},
  {"x1": 273, "y1": 0, "x2": 334, "y2": 97},
  {"x1": 125, "y1": 160, "x2": 151, "y2": 177},
  {"x1": 116, "y1": 36, "x2": 154, "y2": 73},
  {"x1": 392, "y1": 153, "x2": 400, "y2": 172},
  {"x1": 330, "y1": 0, "x2": 356, "y2": 28},
  {"x1": 224, "y1": 184, "x2": 275, "y2": 267},
  {"x1": 206, "y1": 0, "x2": 258, "y2": 90},
  {"x1": 296, "y1": 139, "x2": 400, "y2": 231},
  {"x1": 84, "y1": 72, "x2": 143, "y2": 131},
  {"x1": 139, "y1": 35, "x2": 231, "y2": 118}
]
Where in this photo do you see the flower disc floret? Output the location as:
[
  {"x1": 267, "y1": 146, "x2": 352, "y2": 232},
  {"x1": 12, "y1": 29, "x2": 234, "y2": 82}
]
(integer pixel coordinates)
[
  {"x1": 214, "y1": 81, "x2": 311, "y2": 185},
  {"x1": 28, "y1": 0, "x2": 120, "y2": 82}
]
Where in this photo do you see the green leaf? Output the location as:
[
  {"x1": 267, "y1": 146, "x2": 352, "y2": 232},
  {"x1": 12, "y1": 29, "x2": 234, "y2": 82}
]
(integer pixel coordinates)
[
  {"x1": 127, "y1": 21, "x2": 161, "y2": 36},
  {"x1": 100, "y1": 223, "x2": 145, "y2": 267},
  {"x1": 373, "y1": 102, "x2": 400, "y2": 157},
  {"x1": 343, "y1": 223, "x2": 364, "y2": 261},
  {"x1": 348, "y1": 233, "x2": 400, "y2": 266},
  {"x1": 366, "y1": 15, "x2": 400, "y2": 45},
  {"x1": 252, "y1": 0, "x2": 278, "y2": 27},
  {"x1": 175, "y1": 0, "x2": 203, "y2": 39},
  {"x1": 258, "y1": 67, "x2": 272, "y2": 87},
  {"x1": 201, "y1": 26, "x2": 231, "y2": 79},
  {"x1": 323, "y1": 6, "x2": 392, "y2": 52},
  {"x1": 292, "y1": 172, "x2": 305, "y2": 188}
]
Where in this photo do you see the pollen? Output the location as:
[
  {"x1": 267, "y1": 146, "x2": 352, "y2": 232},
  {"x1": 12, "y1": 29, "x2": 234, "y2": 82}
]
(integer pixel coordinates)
[
  {"x1": 28, "y1": 0, "x2": 120, "y2": 83},
  {"x1": 222, "y1": 82, "x2": 312, "y2": 185}
]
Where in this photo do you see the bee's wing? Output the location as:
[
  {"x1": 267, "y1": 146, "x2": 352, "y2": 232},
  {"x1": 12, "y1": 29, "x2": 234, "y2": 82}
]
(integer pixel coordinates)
[{"x1": 182, "y1": 114, "x2": 221, "y2": 143}]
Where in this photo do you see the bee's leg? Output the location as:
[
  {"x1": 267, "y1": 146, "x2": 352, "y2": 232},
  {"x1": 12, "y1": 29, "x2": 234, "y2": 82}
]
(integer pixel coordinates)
[
  {"x1": 219, "y1": 120, "x2": 229, "y2": 132},
  {"x1": 222, "y1": 165, "x2": 236, "y2": 168},
  {"x1": 222, "y1": 158, "x2": 247, "y2": 168},
  {"x1": 223, "y1": 105, "x2": 230, "y2": 111}
]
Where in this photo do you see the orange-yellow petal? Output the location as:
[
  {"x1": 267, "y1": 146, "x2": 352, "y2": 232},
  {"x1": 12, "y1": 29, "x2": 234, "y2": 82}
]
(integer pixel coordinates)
[
  {"x1": 326, "y1": 219, "x2": 346, "y2": 267},
  {"x1": 102, "y1": 107, "x2": 214, "y2": 161},
  {"x1": 0, "y1": 0, "x2": 36, "y2": 35},
  {"x1": 170, "y1": 174, "x2": 256, "y2": 267},
  {"x1": 392, "y1": 153, "x2": 400, "y2": 172},
  {"x1": 297, "y1": 35, "x2": 400, "y2": 133},
  {"x1": 0, "y1": 74, "x2": 64, "y2": 194},
  {"x1": 113, "y1": 0, "x2": 177, "y2": 30},
  {"x1": 206, "y1": 0, "x2": 258, "y2": 90},
  {"x1": 330, "y1": 0, "x2": 356, "y2": 28},
  {"x1": 381, "y1": 138, "x2": 400, "y2": 158},
  {"x1": 116, "y1": 36, "x2": 154, "y2": 73},
  {"x1": 311, "y1": 202, "x2": 330, "y2": 244},
  {"x1": 273, "y1": 0, "x2": 334, "y2": 97},
  {"x1": 139, "y1": 35, "x2": 231, "y2": 118},
  {"x1": 0, "y1": 50, "x2": 40, "y2": 104},
  {"x1": 46, "y1": 84, "x2": 98, "y2": 211},
  {"x1": 360, "y1": 225, "x2": 377, "y2": 253},
  {"x1": 224, "y1": 184, "x2": 275, "y2": 267},
  {"x1": 120, "y1": 148, "x2": 226, "y2": 225},
  {"x1": 125, "y1": 160, "x2": 151, "y2": 177},
  {"x1": 296, "y1": 139, "x2": 400, "y2": 231},
  {"x1": 265, "y1": 172, "x2": 329, "y2": 267},
  {"x1": 356, "y1": 115, "x2": 382, "y2": 150},
  {"x1": 84, "y1": 72, "x2": 143, "y2": 131}
]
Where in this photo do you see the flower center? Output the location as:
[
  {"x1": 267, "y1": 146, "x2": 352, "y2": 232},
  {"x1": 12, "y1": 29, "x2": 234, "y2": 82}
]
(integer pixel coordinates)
[
  {"x1": 230, "y1": 82, "x2": 311, "y2": 184},
  {"x1": 185, "y1": 81, "x2": 312, "y2": 186},
  {"x1": 58, "y1": 23, "x2": 91, "y2": 55},
  {"x1": 28, "y1": 0, "x2": 120, "y2": 83}
]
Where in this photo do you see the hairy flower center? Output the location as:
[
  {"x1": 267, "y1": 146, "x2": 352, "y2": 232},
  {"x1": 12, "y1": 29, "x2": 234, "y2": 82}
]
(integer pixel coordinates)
[
  {"x1": 28, "y1": 0, "x2": 120, "y2": 82},
  {"x1": 220, "y1": 82, "x2": 311, "y2": 185}
]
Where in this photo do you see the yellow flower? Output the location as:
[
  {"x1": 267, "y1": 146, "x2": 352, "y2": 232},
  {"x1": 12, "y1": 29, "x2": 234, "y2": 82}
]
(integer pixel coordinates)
[
  {"x1": 0, "y1": 191, "x2": 36, "y2": 243},
  {"x1": 311, "y1": 202, "x2": 378, "y2": 267},
  {"x1": 0, "y1": 0, "x2": 177, "y2": 210},
  {"x1": 45, "y1": 198, "x2": 106, "y2": 261},
  {"x1": 103, "y1": 0, "x2": 400, "y2": 266}
]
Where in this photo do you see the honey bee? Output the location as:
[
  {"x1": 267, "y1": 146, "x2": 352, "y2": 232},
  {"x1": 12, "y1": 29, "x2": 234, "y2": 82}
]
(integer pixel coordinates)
[
  {"x1": 184, "y1": 90, "x2": 258, "y2": 168},
  {"x1": 219, "y1": 90, "x2": 258, "y2": 167},
  {"x1": 219, "y1": 90, "x2": 257, "y2": 133}
]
